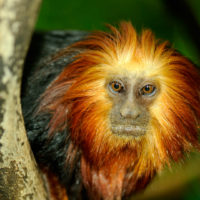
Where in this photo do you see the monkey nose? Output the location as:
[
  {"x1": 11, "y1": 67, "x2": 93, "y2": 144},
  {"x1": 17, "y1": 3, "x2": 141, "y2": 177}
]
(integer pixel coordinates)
[{"x1": 120, "y1": 106, "x2": 140, "y2": 119}]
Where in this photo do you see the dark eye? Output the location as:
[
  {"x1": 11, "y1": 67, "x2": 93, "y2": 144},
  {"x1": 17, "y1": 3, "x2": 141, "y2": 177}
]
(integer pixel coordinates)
[
  {"x1": 109, "y1": 81, "x2": 124, "y2": 93},
  {"x1": 141, "y1": 84, "x2": 156, "y2": 96}
]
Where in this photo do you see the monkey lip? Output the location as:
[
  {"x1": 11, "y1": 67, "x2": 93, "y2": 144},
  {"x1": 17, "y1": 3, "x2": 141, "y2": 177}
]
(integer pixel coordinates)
[{"x1": 111, "y1": 124, "x2": 146, "y2": 137}]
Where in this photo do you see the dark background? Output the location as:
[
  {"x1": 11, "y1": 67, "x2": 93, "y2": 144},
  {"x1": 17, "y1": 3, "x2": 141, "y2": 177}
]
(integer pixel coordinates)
[{"x1": 34, "y1": 0, "x2": 200, "y2": 199}]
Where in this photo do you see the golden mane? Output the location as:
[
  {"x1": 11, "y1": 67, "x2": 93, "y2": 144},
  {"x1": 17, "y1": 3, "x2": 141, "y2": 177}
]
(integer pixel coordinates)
[{"x1": 38, "y1": 21, "x2": 200, "y2": 199}]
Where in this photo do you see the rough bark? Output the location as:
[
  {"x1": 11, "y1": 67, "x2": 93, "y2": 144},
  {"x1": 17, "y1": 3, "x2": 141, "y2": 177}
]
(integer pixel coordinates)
[{"x1": 0, "y1": 0, "x2": 49, "y2": 199}]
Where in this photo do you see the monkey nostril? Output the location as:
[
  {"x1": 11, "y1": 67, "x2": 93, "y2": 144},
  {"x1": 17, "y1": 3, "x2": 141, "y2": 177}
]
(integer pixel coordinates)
[
  {"x1": 120, "y1": 107, "x2": 128, "y2": 118},
  {"x1": 132, "y1": 111, "x2": 140, "y2": 119},
  {"x1": 130, "y1": 110, "x2": 140, "y2": 119}
]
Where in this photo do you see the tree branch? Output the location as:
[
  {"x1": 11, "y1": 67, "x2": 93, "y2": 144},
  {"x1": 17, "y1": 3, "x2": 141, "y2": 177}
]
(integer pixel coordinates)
[{"x1": 0, "y1": 0, "x2": 49, "y2": 199}]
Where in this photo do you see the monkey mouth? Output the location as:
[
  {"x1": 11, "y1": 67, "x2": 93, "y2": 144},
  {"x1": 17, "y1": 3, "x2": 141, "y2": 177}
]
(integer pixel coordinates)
[{"x1": 111, "y1": 124, "x2": 146, "y2": 137}]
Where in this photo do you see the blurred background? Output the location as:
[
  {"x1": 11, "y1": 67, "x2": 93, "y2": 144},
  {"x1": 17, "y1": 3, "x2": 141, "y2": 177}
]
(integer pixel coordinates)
[
  {"x1": 35, "y1": 0, "x2": 200, "y2": 66},
  {"x1": 35, "y1": 0, "x2": 200, "y2": 199}
]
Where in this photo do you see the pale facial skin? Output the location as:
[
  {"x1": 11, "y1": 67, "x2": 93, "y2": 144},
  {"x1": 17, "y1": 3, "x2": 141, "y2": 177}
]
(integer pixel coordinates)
[{"x1": 107, "y1": 76, "x2": 159, "y2": 138}]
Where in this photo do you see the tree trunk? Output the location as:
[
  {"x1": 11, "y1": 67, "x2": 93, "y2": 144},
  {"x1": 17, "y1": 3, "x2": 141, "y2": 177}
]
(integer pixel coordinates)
[{"x1": 0, "y1": 0, "x2": 49, "y2": 199}]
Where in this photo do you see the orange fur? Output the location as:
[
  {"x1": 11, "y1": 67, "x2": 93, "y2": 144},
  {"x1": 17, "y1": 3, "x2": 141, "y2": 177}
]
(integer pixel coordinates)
[
  {"x1": 38, "y1": 22, "x2": 200, "y2": 199},
  {"x1": 45, "y1": 170, "x2": 68, "y2": 200}
]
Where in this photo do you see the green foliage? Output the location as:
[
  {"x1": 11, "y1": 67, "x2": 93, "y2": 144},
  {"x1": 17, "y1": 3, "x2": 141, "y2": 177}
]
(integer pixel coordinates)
[{"x1": 36, "y1": 0, "x2": 200, "y2": 65}]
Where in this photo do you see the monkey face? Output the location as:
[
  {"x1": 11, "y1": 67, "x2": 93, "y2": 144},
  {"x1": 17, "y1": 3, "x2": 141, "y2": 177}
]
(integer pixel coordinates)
[
  {"x1": 107, "y1": 75, "x2": 160, "y2": 138},
  {"x1": 39, "y1": 22, "x2": 200, "y2": 172}
]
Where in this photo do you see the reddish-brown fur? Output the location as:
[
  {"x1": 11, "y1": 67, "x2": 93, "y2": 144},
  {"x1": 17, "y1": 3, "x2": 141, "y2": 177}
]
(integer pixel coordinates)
[
  {"x1": 38, "y1": 22, "x2": 200, "y2": 199},
  {"x1": 45, "y1": 170, "x2": 68, "y2": 200}
]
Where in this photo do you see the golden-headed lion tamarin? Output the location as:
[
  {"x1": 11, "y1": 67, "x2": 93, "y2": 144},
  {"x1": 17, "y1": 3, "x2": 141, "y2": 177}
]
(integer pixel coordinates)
[{"x1": 22, "y1": 21, "x2": 200, "y2": 200}]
